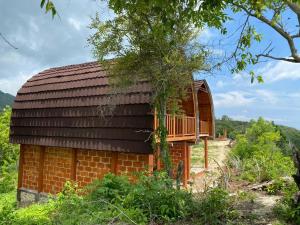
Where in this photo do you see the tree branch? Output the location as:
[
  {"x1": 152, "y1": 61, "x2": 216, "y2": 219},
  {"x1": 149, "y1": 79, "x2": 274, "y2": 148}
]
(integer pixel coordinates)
[
  {"x1": 232, "y1": 2, "x2": 300, "y2": 62},
  {"x1": 256, "y1": 53, "x2": 297, "y2": 62}
]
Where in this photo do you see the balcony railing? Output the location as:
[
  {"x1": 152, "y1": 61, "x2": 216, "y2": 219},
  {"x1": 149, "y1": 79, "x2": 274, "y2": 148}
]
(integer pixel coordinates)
[
  {"x1": 154, "y1": 114, "x2": 210, "y2": 141},
  {"x1": 155, "y1": 114, "x2": 196, "y2": 141}
]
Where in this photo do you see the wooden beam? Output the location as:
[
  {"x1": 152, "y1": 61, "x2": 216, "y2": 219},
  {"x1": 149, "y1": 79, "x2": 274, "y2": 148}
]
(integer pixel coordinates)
[
  {"x1": 111, "y1": 151, "x2": 119, "y2": 175},
  {"x1": 38, "y1": 146, "x2": 45, "y2": 193},
  {"x1": 166, "y1": 136, "x2": 196, "y2": 142},
  {"x1": 17, "y1": 145, "x2": 25, "y2": 189},
  {"x1": 204, "y1": 137, "x2": 208, "y2": 170},
  {"x1": 71, "y1": 148, "x2": 77, "y2": 181}
]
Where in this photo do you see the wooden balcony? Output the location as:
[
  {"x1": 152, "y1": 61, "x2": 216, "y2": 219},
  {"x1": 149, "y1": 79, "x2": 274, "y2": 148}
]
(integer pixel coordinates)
[
  {"x1": 154, "y1": 114, "x2": 195, "y2": 141},
  {"x1": 154, "y1": 114, "x2": 211, "y2": 141}
]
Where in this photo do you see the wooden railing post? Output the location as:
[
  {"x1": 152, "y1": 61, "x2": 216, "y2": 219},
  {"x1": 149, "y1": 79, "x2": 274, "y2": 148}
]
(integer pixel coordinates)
[{"x1": 173, "y1": 115, "x2": 176, "y2": 137}]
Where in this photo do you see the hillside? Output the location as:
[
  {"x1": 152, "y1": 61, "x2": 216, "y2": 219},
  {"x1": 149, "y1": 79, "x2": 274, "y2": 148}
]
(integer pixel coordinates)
[
  {"x1": 0, "y1": 90, "x2": 14, "y2": 110},
  {"x1": 216, "y1": 115, "x2": 300, "y2": 150}
]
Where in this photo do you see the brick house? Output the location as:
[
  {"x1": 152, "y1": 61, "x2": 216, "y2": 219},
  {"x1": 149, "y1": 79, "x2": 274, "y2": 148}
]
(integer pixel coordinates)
[{"x1": 9, "y1": 61, "x2": 214, "y2": 203}]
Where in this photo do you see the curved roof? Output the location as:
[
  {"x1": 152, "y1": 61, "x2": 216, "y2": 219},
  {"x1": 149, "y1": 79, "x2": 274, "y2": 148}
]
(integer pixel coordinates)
[{"x1": 10, "y1": 62, "x2": 154, "y2": 153}]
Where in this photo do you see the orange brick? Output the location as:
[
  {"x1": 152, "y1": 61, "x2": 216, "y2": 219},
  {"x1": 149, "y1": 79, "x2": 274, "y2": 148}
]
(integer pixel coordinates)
[{"x1": 123, "y1": 161, "x2": 132, "y2": 167}]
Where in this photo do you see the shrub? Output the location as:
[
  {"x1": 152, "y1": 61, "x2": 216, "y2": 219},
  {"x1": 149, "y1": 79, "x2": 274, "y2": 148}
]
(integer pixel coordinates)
[
  {"x1": 274, "y1": 183, "x2": 300, "y2": 224},
  {"x1": 52, "y1": 172, "x2": 193, "y2": 224},
  {"x1": 191, "y1": 188, "x2": 238, "y2": 225},
  {"x1": 240, "y1": 150, "x2": 294, "y2": 183},
  {"x1": 122, "y1": 172, "x2": 193, "y2": 222},
  {"x1": 229, "y1": 118, "x2": 295, "y2": 183}
]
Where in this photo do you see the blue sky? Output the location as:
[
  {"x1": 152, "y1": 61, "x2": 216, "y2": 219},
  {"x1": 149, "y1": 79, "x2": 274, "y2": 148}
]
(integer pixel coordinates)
[{"x1": 0, "y1": 0, "x2": 300, "y2": 129}]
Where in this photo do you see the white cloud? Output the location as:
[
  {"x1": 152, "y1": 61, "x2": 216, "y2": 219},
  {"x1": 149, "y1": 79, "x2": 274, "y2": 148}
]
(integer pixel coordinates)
[
  {"x1": 216, "y1": 80, "x2": 225, "y2": 88},
  {"x1": 0, "y1": 71, "x2": 33, "y2": 95},
  {"x1": 257, "y1": 61, "x2": 300, "y2": 82},
  {"x1": 68, "y1": 17, "x2": 83, "y2": 31},
  {"x1": 255, "y1": 89, "x2": 278, "y2": 104},
  {"x1": 213, "y1": 91, "x2": 255, "y2": 108}
]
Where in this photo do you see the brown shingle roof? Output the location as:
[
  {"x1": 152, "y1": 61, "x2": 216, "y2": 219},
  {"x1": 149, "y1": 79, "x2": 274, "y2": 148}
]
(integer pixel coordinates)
[{"x1": 10, "y1": 62, "x2": 154, "y2": 154}]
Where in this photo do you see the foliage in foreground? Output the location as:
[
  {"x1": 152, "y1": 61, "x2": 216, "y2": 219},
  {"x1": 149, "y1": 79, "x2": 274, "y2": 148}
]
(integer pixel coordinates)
[
  {"x1": 0, "y1": 173, "x2": 238, "y2": 225},
  {"x1": 274, "y1": 182, "x2": 300, "y2": 225},
  {"x1": 229, "y1": 117, "x2": 295, "y2": 183},
  {"x1": 0, "y1": 106, "x2": 19, "y2": 193}
]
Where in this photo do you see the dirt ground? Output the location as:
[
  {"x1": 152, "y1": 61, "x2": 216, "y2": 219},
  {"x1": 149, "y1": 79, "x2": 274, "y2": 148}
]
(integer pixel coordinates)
[
  {"x1": 190, "y1": 139, "x2": 231, "y2": 190},
  {"x1": 189, "y1": 140, "x2": 285, "y2": 225}
]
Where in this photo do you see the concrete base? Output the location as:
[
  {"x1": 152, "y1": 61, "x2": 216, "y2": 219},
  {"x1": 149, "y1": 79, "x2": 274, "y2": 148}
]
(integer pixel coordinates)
[{"x1": 17, "y1": 188, "x2": 49, "y2": 207}]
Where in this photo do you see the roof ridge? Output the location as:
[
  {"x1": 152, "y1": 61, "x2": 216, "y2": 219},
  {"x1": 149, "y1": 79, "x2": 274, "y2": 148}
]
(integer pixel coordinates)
[{"x1": 41, "y1": 61, "x2": 99, "y2": 73}]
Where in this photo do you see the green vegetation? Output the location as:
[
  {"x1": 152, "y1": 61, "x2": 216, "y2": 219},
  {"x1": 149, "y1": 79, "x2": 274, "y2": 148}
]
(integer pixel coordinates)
[
  {"x1": 229, "y1": 117, "x2": 294, "y2": 183},
  {"x1": 0, "y1": 173, "x2": 238, "y2": 225},
  {"x1": 216, "y1": 115, "x2": 300, "y2": 151},
  {"x1": 0, "y1": 91, "x2": 14, "y2": 111},
  {"x1": 0, "y1": 106, "x2": 19, "y2": 193},
  {"x1": 228, "y1": 117, "x2": 299, "y2": 224}
]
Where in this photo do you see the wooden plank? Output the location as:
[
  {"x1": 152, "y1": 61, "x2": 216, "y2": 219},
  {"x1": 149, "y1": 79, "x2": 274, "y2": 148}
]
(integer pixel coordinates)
[
  {"x1": 71, "y1": 148, "x2": 77, "y2": 181},
  {"x1": 38, "y1": 146, "x2": 45, "y2": 193},
  {"x1": 17, "y1": 145, "x2": 25, "y2": 189}
]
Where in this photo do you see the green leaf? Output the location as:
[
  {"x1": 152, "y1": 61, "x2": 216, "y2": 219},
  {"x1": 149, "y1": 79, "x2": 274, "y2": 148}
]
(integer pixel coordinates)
[
  {"x1": 40, "y1": 0, "x2": 46, "y2": 8},
  {"x1": 257, "y1": 75, "x2": 264, "y2": 83}
]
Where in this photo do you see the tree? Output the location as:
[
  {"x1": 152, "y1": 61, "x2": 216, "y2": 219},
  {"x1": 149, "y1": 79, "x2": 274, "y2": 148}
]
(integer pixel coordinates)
[
  {"x1": 229, "y1": 0, "x2": 300, "y2": 64},
  {"x1": 88, "y1": 0, "x2": 226, "y2": 176},
  {"x1": 0, "y1": 106, "x2": 19, "y2": 175}
]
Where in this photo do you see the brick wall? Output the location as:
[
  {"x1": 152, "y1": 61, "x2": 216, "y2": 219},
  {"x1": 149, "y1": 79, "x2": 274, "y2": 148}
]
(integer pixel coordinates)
[
  {"x1": 43, "y1": 147, "x2": 73, "y2": 193},
  {"x1": 155, "y1": 142, "x2": 191, "y2": 186},
  {"x1": 118, "y1": 153, "x2": 153, "y2": 174},
  {"x1": 76, "y1": 150, "x2": 112, "y2": 187},
  {"x1": 19, "y1": 144, "x2": 153, "y2": 194},
  {"x1": 22, "y1": 145, "x2": 40, "y2": 190}
]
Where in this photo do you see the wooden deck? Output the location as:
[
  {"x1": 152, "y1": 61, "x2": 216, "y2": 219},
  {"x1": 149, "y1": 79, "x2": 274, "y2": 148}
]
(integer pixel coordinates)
[{"x1": 154, "y1": 114, "x2": 210, "y2": 141}]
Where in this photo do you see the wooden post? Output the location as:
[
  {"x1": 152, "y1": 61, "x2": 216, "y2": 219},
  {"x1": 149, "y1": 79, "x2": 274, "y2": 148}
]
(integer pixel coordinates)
[
  {"x1": 111, "y1": 151, "x2": 119, "y2": 175},
  {"x1": 187, "y1": 145, "x2": 191, "y2": 181},
  {"x1": 183, "y1": 142, "x2": 188, "y2": 187},
  {"x1": 17, "y1": 145, "x2": 25, "y2": 189},
  {"x1": 156, "y1": 147, "x2": 161, "y2": 170},
  {"x1": 147, "y1": 154, "x2": 154, "y2": 173},
  {"x1": 38, "y1": 146, "x2": 45, "y2": 193},
  {"x1": 194, "y1": 90, "x2": 200, "y2": 142},
  {"x1": 173, "y1": 115, "x2": 176, "y2": 137},
  {"x1": 71, "y1": 148, "x2": 77, "y2": 181},
  {"x1": 204, "y1": 137, "x2": 208, "y2": 169}
]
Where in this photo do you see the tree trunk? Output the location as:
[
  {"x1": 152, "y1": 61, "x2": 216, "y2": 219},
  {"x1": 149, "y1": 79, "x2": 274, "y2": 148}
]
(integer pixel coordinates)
[{"x1": 157, "y1": 97, "x2": 172, "y2": 177}]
